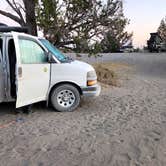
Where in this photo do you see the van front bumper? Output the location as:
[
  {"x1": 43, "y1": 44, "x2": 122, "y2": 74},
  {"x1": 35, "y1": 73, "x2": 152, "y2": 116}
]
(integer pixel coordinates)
[{"x1": 81, "y1": 84, "x2": 101, "y2": 97}]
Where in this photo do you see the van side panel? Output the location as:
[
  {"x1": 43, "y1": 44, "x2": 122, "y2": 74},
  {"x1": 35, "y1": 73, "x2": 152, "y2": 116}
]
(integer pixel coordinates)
[
  {"x1": 0, "y1": 46, "x2": 5, "y2": 102},
  {"x1": 50, "y1": 63, "x2": 87, "y2": 88}
]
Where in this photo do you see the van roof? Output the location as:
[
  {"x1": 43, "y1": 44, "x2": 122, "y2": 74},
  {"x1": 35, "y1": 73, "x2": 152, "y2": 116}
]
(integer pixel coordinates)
[{"x1": 0, "y1": 31, "x2": 44, "y2": 41}]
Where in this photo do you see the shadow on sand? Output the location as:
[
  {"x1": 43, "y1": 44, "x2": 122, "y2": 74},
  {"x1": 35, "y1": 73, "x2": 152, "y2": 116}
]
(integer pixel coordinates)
[
  {"x1": 0, "y1": 102, "x2": 16, "y2": 116},
  {"x1": 0, "y1": 101, "x2": 51, "y2": 117}
]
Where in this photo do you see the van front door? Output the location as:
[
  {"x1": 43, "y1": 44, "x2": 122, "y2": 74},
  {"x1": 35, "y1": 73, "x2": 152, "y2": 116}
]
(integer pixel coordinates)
[
  {"x1": 0, "y1": 49, "x2": 4, "y2": 102},
  {"x1": 12, "y1": 32, "x2": 50, "y2": 108}
]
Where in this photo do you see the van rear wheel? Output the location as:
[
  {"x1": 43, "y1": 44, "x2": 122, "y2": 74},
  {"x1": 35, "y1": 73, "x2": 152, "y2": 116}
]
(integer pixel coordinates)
[{"x1": 50, "y1": 84, "x2": 80, "y2": 112}]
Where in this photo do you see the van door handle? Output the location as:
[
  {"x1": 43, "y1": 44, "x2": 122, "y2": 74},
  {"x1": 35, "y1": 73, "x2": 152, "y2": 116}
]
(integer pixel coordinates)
[
  {"x1": 18, "y1": 67, "x2": 22, "y2": 77},
  {"x1": 43, "y1": 67, "x2": 48, "y2": 72}
]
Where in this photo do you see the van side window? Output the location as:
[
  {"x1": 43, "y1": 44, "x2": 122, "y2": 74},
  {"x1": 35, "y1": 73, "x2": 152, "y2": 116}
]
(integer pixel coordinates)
[{"x1": 19, "y1": 39, "x2": 47, "y2": 64}]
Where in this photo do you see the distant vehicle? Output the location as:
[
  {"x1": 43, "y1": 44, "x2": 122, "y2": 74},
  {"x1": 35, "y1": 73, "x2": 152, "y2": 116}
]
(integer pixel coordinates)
[
  {"x1": 147, "y1": 32, "x2": 166, "y2": 52},
  {"x1": 0, "y1": 27, "x2": 101, "y2": 112},
  {"x1": 159, "y1": 42, "x2": 166, "y2": 52},
  {"x1": 120, "y1": 45, "x2": 134, "y2": 53}
]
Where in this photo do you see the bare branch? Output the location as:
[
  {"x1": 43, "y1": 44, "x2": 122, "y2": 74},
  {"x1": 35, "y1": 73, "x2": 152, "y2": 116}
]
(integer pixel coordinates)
[
  {"x1": 16, "y1": 2, "x2": 26, "y2": 13},
  {"x1": 5, "y1": 0, "x2": 25, "y2": 24},
  {"x1": 5, "y1": 0, "x2": 18, "y2": 14},
  {"x1": 0, "y1": 9, "x2": 22, "y2": 25}
]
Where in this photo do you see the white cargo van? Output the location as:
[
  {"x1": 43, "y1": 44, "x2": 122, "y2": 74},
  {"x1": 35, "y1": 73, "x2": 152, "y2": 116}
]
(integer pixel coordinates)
[{"x1": 0, "y1": 30, "x2": 101, "y2": 112}]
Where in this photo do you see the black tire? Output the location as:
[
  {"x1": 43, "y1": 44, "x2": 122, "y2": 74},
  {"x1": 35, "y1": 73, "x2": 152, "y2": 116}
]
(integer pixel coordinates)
[{"x1": 50, "y1": 84, "x2": 80, "y2": 112}]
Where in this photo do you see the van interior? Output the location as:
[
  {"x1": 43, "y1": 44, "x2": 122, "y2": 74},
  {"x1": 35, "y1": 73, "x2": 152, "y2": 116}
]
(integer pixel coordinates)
[{"x1": 8, "y1": 39, "x2": 16, "y2": 98}]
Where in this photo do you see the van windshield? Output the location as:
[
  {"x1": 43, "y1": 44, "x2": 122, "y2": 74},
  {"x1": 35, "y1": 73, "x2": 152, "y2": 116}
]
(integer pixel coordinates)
[{"x1": 39, "y1": 39, "x2": 70, "y2": 63}]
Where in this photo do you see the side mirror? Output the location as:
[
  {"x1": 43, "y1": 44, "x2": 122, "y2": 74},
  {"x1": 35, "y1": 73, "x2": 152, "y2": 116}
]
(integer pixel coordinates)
[{"x1": 48, "y1": 52, "x2": 56, "y2": 63}]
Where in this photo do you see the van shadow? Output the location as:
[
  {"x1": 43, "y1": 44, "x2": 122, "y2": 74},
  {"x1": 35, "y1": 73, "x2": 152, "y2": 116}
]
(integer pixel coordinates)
[
  {"x1": 0, "y1": 102, "x2": 16, "y2": 116},
  {"x1": 0, "y1": 102, "x2": 52, "y2": 116},
  {"x1": 32, "y1": 101, "x2": 53, "y2": 113}
]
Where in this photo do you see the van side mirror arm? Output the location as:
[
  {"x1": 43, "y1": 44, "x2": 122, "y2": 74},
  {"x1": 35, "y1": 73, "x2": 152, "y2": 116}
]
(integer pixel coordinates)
[{"x1": 47, "y1": 52, "x2": 56, "y2": 63}]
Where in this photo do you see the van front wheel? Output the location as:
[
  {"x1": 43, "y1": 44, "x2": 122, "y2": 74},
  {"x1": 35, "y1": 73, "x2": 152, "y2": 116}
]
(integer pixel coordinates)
[{"x1": 50, "y1": 84, "x2": 80, "y2": 112}]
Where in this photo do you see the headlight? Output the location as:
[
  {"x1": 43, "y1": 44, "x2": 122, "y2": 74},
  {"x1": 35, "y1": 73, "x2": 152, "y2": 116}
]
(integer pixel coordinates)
[
  {"x1": 87, "y1": 70, "x2": 97, "y2": 80},
  {"x1": 87, "y1": 70, "x2": 97, "y2": 86}
]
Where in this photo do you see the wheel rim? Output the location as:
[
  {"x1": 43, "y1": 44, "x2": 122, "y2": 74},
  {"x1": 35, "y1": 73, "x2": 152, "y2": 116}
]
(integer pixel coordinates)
[{"x1": 57, "y1": 89, "x2": 76, "y2": 108}]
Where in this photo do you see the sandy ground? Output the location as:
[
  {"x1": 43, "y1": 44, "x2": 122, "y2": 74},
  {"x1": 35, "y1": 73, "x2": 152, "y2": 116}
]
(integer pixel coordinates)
[{"x1": 0, "y1": 53, "x2": 166, "y2": 166}]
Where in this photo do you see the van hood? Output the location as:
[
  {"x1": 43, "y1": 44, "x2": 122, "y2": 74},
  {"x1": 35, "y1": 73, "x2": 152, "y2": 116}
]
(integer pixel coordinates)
[
  {"x1": 69, "y1": 60, "x2": 95, "y2": 72},
  {"x1": 50, "y1": 60, "x2": 96, "y2": 87}
]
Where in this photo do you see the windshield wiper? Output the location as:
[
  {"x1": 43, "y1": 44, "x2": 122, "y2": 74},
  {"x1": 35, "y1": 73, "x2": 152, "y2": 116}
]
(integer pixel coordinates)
[{"x1": 61, "y1": 56, "x2": 73, "y2": 63}]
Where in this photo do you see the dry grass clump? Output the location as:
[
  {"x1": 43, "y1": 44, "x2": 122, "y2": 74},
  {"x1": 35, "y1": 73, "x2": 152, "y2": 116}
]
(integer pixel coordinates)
[
  {"x1": 93, "y1": 64, "x2": 118, "y2": 86},
  {"x1": 93, "y1": 62, "x2": 130, "y2": 87}
]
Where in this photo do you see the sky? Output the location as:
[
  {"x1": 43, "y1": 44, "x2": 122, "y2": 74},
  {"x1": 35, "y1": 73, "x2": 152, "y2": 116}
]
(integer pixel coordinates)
[
  {"x1": 0, "y1": 0, "x2": 166, "y2": 48},
  {"x1": 123, "y1": 0, "x2": 166, "y2": 48}
]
